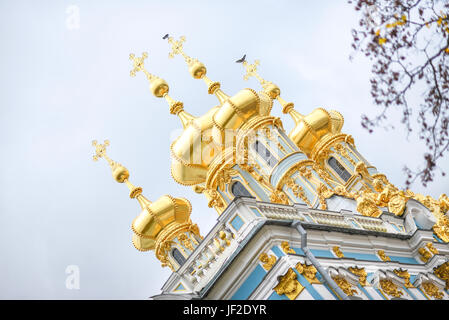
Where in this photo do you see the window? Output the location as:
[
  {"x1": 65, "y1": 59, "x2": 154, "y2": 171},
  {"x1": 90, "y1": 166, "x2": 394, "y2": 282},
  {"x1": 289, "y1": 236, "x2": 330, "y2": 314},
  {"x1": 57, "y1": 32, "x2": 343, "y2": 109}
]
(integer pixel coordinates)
[
  {"x1": 253, "y1": 141, "x2": 277, "y2": 167},
  {"x1": 231, "y1": 181, "x2": 252, "y2": 198},
  {"x1": 172, "y1": 248, "x2": 186, "y2": 266},
  {"x1": 328, "y1": 156, "x2": 351, "y2": 182}
]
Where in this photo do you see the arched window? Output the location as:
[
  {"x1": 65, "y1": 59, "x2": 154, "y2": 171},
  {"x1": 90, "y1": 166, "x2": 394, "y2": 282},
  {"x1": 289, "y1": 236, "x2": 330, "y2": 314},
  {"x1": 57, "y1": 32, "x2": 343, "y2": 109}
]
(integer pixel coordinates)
[
  {"x1": 253, "y1": 141, "x2": 277, "y2": 167},
  {"x1": 171, "y1": 248, "x2": 186, "y2": 266},
  {"x1": 328, "y1": 156, "x2": 351, "y2": 182},
  {"x1": 231, "y1": 181, "x2": 252, "y2": 197}
]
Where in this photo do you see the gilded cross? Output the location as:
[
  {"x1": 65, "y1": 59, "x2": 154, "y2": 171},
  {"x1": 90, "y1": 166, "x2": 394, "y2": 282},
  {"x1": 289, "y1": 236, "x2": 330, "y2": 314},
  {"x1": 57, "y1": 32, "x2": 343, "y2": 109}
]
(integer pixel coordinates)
[
  {"x1": 129, "y1": 52, "x2": 149, "y2": 77},
  {"x1": 167, "y1": 36, "x2": 187, "y2": 59},
  {"x1": 242, "y1": 59, "x2": 268, "y2": 87},
  {"x1": 92, "y1": 139, "x2": 113, "y2": 165},
  {"x1": 242, "y1": 60, "x2": 260, "y2": 80}
]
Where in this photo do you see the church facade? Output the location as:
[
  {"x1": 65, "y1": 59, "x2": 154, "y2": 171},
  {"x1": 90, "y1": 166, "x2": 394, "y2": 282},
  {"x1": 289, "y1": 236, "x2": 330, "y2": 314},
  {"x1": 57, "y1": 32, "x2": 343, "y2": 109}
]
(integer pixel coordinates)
[{"x1": 93, "y1": 36, "x2": 449, "y2": 300}]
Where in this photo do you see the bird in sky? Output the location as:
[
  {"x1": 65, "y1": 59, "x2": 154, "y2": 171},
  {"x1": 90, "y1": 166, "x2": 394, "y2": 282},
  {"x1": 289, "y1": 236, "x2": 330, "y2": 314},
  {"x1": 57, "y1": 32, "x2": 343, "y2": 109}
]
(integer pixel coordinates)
[
  {"x1": 235, "y1": 54, "x2": 246, "y2": 63},
  {"x1": 162, "y1": 34, "x2": 169, "y2": 40}
]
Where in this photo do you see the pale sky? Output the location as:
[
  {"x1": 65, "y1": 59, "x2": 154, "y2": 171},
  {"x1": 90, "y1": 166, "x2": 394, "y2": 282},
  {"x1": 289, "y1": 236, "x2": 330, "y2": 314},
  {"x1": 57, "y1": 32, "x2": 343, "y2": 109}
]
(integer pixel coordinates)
[{"x1": 0, "y1": 0, "x2": 448, "y2": 299}]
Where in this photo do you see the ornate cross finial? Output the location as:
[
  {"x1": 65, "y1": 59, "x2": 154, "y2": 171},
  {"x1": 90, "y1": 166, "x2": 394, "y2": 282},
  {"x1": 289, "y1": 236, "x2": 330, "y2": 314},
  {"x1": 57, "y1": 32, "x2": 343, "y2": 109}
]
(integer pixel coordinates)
[
  {"x1": 241, "y1": 59, "x2": 269, "y2": 87},
  {"x1": 164, "y1": 35, "x2": 228, "y2": 103},
  {"x1": 92, "y1": 139, "x2": 113, "y2": 165},
  {"x1": 167, "y1": 36, "x2": 187, "y2": 59},
  {"x1": 165, "y1": 35, "x2": 198, "y2": 72},
  {"x1": 240, "y1": 58, "x2": 291, "y2": 110},
  {"x1": 129, "y1": 52, "x2": 171, "y2": 98},
  {"x1": 129, "y1": 52, "x2": 158, "y2": 82},
  {"x1": 129, "y1": 52, "x2": 148, "y2": 77},
  {"x1": 91, "y1": 139, "x2": 142, "y2": 198}
]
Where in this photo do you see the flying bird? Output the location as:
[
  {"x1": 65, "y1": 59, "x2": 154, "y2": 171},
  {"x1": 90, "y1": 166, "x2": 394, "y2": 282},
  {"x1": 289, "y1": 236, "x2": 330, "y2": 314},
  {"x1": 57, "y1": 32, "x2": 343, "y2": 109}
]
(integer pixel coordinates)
[
  {"x1": 162, "y1": 34, "x2": 169, "y2": 40},
  {"x1": 235, "y1": 54, "x2": 246, "y2": 63}
]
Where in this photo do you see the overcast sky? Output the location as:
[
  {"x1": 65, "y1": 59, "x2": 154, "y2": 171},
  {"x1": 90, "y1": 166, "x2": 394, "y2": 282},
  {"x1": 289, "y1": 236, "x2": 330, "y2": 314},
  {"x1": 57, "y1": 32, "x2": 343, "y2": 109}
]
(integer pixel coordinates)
[{"x1": 1, "y1": 0, "x2": 448, "y2": 299}]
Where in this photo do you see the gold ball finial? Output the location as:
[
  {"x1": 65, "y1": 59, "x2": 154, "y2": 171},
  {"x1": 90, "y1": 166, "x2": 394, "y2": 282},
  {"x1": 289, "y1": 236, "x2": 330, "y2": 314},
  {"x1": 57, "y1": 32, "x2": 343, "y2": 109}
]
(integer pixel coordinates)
[
  {"x1": 189, "y1": 60, "x2": 207, "y2": 79},
  {"x1": 92, "y1": 139, "x2": 129, "y2": 183},
  {"x1": 264, "y1": 83, "x2": 281, "y2": 99},
  {"x1": 150, "y1": 78, "x2": 169, "y2": 98}
]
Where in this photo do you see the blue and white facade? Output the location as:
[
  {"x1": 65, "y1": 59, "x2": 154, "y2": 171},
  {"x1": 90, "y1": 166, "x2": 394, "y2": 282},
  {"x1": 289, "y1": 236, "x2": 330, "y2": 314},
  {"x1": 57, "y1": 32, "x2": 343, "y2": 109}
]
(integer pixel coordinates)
[{"x1": 152, "y1": 196, "x2": 449, "y2": 300}]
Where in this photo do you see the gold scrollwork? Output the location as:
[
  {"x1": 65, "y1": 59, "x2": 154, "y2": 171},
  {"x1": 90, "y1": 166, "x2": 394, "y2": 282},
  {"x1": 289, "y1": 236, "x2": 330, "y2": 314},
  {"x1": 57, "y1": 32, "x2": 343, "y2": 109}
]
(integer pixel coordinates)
[
  {"x1": 270, "y1": 189, "x2": 290, "y2": 205},
  {"x1": 259, "y1": 253, "x2": 277, "y2": 271},
  {"x1": 418, "y1": 247, "x2": 433, "y2": 263},
  {"x1": 281, "y1": 241, "x2": 295, "y2": 254},
  {"x1": 205, "y1": 189, "x2": 224, "y2": 209},
  {"x1": 393, "y1": 269, "x2": 413, "y2": 288},
  {"x1": 434, "y1": 262, "x2": 449, "y2": 290},
  {"x1": 426, "y1": 242, "x2": 439, "y2": 255},
  {"x1": 178, "y1": 233, "x2": 194, "y2": 251},
  {"x1": 379, "y1": 279, "x2": 403, "y2": 298},
  {"x1": 332, "y1": 276, "x2": 358, "y2": 296},
  {"x1": 335, "y1": 144, "x2": 357, "y2": 166},
  {"x1": 377, "y1": 250, "x2": 391, "y2": 262},
  {"x1": 433, "y1": 215, "x2": 449, "y2": 243},
  {"x1": 348, "y1": 267, "x2": 368, "y2": 286},
  {"x1": 296, "y1": 262, "x2": 321, "y2": 284},
  {"x1": 422, "y1": 282, "x2": 444, "y2": 299},
  {"x1": 274, "y1": 268, "x2": 304, "y2": 300},
  {"x1": 285, "y1": 178, "x2": 312, "y2": 206},
  {"x1": 332, "y1": 246, "x2": 344, "y2": 258}
]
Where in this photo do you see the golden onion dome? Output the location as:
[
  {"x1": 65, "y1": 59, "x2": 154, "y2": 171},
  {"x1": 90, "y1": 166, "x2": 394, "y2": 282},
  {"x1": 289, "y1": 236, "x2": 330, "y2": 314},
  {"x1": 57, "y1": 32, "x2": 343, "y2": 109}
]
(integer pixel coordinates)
[
  {"x1": 170, "y1": 89, "x2": 272, "y2": 186},
  {"x1": 131, "y1": 195, "x2": 192, "y2": 249},
  {"x1": 287, "y1": 108, "x2": 344, "y2": 156}
]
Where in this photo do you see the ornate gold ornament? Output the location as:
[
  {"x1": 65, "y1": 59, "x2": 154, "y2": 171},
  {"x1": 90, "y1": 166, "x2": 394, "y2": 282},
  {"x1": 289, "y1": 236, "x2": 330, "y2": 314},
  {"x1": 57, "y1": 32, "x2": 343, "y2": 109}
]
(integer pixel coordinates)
[
  {"x1": 379, "y1": 279, "x2": 403, "y2": 298},
  {"x1": 422, "y1": 282, "x2": 444, "y2": 299},
  {"x1": 259, "y1": 253, "x2": 277, "y2": 271},
  {"x1": 407, "y1": 191, "x2": 449, "y2": 218},
  {"x1": 426, "y1": 242, "x2": 439, "y2": 255},
  {"x1": 418, "y1": 247, "x2": 433, "y2": 263},
  {"x1": 273, "y1": 268, "x2": 304, "y2": 300},
  {"x1": 296, "y1": 262, "x2": 321, "y2": 284},
  {"x1": 285, "y1": 178, "x2": 312, "y2": 207},
  {"x1": 216, "y1": 168, "x2": 239, "y2": 191},
  {"x1": 348, "y1": 267, "x2": 368, "y2": 286},
  {"x1": 433, "y1": 215, "x2": 449, "y2": 243},
  {"x1": 270, "y1": 189, "x2": 290, "y2": 205},
  {"x1": 281, "y1": 241, "x2": 295, "y2": 254},
  {"x1": 355, "y1": 193, "x2": 383, "y2": 218},
  {"x1": 434, "y1": 262, "x2": 449, "y2": 290},
  {"x1": 316, "y1": 183, "x2": 335, "y2": 210},
  {"x1": 377, "y1": 250, "x2": 391, "y2": 262},
  {"x1": 178, "y1": 234, "x2": 194, "y2": 251},
  {"x1": 204, "y1": 189, "x2": 224, "y2": 210},
  {"x1": 332, "y1": 246, "x2": 344, "y2": 258},
  {"x1": 335, "y1": 144, "x2": 357, "y2": 166},
  {"x1": 393, "y1": 269, "x2": 413, "y2": 288},
  {"x1": 332, "y1": 276, "x2": 358, "y2": 296}
]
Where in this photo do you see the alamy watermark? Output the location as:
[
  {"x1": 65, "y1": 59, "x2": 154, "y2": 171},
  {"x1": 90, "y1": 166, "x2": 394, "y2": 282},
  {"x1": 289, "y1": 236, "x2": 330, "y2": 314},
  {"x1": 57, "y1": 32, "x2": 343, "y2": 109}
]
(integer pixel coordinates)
[
  {"x1": 65, "y1": 5, "x2": 80, "y2": 30},
  {"x1": 65, "y1": 265, "x2": 80, "y2": 290}
]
